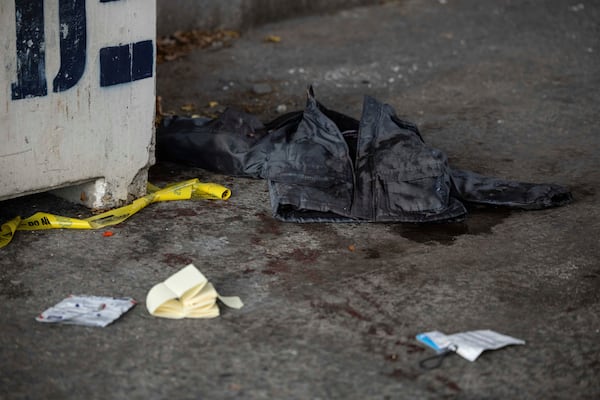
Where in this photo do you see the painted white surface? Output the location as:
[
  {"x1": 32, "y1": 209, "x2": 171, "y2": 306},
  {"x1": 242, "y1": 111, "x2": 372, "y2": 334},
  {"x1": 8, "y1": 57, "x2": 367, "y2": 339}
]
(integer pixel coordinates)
[{"x1": 0, "y1": 0, "x2": 156, "y2": 208}]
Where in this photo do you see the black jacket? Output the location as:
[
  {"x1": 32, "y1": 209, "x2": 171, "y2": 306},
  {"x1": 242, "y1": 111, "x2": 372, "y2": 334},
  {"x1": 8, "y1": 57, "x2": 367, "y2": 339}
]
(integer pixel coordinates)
[{"x1": 157, "y1": 89, "x2": 572, "y2": 222}]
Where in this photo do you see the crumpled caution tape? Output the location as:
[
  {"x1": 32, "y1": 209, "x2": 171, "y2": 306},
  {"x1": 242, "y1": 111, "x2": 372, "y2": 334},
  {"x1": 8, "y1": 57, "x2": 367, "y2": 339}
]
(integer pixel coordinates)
[{"x1": 0, "y1": 179, "x2": 231, "y2": 249}]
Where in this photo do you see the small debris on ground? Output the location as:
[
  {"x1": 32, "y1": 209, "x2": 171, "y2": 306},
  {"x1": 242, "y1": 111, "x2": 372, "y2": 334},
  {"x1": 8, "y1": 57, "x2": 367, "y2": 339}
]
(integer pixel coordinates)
[
  {"x1": 157, "y1": 29, "x2": 240, "y2": 63},
  {"x1": 180, "y1": 104, "x2": 196, "y2": 112},
  {"x1": 264, "y1": 35, "x2": 282, "y2": 43}
]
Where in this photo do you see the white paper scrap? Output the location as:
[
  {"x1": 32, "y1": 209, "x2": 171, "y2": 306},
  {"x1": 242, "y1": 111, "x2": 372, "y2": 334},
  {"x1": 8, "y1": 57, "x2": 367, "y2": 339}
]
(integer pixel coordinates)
[
  {"x1": 36, "y1": 295, "x2": 136, "y2": 327},
  {"x1": 416, "y1": 329, "x2": 525, "y2": 362}
]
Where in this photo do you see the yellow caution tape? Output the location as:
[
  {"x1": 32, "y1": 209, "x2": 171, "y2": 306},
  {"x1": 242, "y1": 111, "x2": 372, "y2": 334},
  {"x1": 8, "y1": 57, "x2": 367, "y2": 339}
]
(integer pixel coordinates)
[
  {"x1": 0, "y1": 216, "x2": 21, "y2": 249},
  {"x1": 0, "y1": 179, "x2": 231, "y2": 249}
]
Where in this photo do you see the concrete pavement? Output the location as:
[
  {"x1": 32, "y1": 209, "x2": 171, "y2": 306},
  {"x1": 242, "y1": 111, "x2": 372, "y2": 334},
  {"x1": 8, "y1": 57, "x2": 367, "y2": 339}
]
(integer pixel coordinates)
[{"x1": 2, "y1": 0, "x2": 599, "y2": 399}]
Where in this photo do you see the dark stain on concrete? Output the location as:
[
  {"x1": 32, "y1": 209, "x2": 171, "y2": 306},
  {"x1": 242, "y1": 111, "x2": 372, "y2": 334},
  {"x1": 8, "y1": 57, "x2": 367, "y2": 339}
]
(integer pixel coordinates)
[
  {"x1": 288, "y1": 248, "x2": 320, "y2": 263},
  {"x1": 367, "y1": 322, "x2": 395, "y2": 336},
  {"x1": 299, "y1": 266, "x2": 324, "y2": 284},
  {"x1": 311, "y1": 299, "x2": 372, "y2": 322},
  {"x1": 395, "y1": 339, "x2": 426, "y2": 354},
  {"x1": 394, "y1": 208, "x2": 512, "y2": 245},
  {"x1": 258, "y1": 248, "x2": 325, "y2": 285},
  {"x1": 435, "y1": 375, "x2": 461, "y2": 392},
  {"x1": 255, "y1": 212, "x2": 282, "y2": 235},
  {"x1": 362, "y1": 248, "x2": 381, "y2": 259},
  {"x1": 262, "y1": 258, "x2": 290, "y2": 275},
  {"x1": 354, "y1": 291, "x2": 388, "y2": 318},
  {"x1": 388, "y1": 368, "x2": 419, "y2": 380},
  {"x1": 162, "y1": 253, "x2": 194, "y2": 268}
]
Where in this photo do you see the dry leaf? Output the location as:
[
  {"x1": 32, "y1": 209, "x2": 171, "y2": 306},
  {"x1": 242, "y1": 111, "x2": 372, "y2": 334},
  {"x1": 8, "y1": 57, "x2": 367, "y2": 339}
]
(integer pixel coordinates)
[
  {"x1": 173, "y1": 30, "x2": 191, "y2": 44},
  {"x1": 156, "y1": 29, "x2": 240, "y2": 63},
  {"x1": 264, "y1": 35, "x2": 282, "y2": 43}
]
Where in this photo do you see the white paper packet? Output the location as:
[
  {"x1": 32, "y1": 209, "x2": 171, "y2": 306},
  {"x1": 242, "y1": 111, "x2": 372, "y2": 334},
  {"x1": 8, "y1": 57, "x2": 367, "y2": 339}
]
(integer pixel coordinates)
[
  {"x1": 417, "y1": 329, "x2": 525, "y2": 362},
  {"x1": 36, "y1": 295, "x2": 136, "y2": 327}
]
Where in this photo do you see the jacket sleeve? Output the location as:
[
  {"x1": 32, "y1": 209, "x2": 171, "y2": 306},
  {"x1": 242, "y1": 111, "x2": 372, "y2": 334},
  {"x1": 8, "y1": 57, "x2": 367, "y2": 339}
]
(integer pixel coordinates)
[
  {"x1": 155, "y1": 109, "x2": 268, "y2": 178},
  {"x1": 450, "y1": 168, "x2": 573, "y2": 210}
]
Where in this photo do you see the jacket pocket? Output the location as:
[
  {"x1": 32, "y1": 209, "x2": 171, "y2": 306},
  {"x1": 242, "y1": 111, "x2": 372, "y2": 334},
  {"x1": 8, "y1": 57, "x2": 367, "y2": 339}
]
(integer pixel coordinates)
[{"x1": 374, "y1": 147, "x2": 452, "y2": 217}]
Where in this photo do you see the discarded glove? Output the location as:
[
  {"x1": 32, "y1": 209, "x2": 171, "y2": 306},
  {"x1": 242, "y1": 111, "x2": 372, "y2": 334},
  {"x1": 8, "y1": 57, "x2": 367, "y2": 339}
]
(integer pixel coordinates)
[{"x1": 156, "y1": 87, "x2": 572, "y2": 223}]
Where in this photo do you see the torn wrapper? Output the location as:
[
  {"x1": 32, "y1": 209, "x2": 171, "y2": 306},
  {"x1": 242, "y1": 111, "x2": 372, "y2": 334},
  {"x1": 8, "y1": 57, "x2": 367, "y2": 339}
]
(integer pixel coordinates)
[{"x1": 36, "y1": 295, "x2": 136, "y2": 327}]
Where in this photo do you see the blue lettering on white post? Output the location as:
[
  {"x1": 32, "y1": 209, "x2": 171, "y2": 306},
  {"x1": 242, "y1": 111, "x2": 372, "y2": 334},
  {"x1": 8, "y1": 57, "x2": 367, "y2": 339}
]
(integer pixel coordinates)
[
  {"x1": 10, "y1": 0, "x2": 154, "y2": 100},
  {"x1": 99, "y1": 40, "x2": 154, "y2": 87},
  {"x1": 53, "y1": 0, "x2": 87, "y2": 93},
  {"x1": 11, "y1": 0, "x2": 47, "y2": 99}
]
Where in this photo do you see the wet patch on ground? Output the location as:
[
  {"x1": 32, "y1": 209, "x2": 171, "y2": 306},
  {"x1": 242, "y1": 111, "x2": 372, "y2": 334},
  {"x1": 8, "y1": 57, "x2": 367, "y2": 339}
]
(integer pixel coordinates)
[{"x1": 393, "y1": 207, "x2": 512, "y2": 245}]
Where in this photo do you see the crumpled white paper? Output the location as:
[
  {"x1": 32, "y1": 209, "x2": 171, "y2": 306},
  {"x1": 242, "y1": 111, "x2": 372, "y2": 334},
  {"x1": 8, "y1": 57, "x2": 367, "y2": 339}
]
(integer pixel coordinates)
[
  {"x1": 36, "y1": 295, "x2": 136, "y2": 327},
  {"x1": 416, "y1": 329, "x2": 525, "y2": 362}
]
